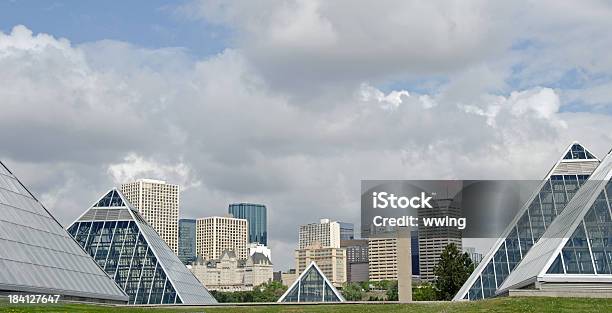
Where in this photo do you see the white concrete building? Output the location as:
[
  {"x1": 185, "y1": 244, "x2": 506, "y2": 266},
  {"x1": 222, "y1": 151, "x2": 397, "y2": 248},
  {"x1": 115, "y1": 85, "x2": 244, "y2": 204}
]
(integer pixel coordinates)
[
  {"x1": 299, "y1": 218, "x2": 341, "y2": 249},
  {"x1": 121, "y1": 179, "x2": 179, "y2": 253},
  {"x1": 196, "y1": 216, "x2": 248, "y2": 260}
]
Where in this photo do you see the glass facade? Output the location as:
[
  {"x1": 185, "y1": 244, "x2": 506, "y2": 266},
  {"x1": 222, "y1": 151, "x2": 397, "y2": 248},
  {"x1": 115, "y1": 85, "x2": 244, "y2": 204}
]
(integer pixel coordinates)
[
  {"x1": 68, "y1": 189, "x2": 217, "y2": 305},
  {"x1": 412, "y1": 230, "x2": 420, "y2": 275},
  {"x1": 564, "y1": 143, "x2": 597, "y2": 160},
  {"x1": 465, "y1": 174, "x2": 589, "y2": 299},
  {"x1": 69, "y1": 220, "x2": 182, "y2": 304},
  {"x1": 547, "y1": 180, "x2": 612, "y2": 275},
  {"x1": 278, "y1": 262, "x2": 344, "y2": 302},
  {"x1": 228, "y1": 203, "x2": 267, "y2": 245},
  {"x1": 178, "y1": 219, "x2": 196, "y2": 264},
  {"x1": 0, "y1": 162, "x2": 128, "y2": 303},
  {"x1": 339, "y1": 222, "x2": 355, "y2": 240}
]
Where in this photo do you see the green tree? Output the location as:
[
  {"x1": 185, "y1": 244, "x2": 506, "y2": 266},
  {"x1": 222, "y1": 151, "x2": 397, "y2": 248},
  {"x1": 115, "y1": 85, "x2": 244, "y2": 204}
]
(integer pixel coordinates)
[
  {"x1": 359, "y1": 281, "x2": 370, "y2": 291},
  {"x1": 412, "y1": 282, "x2": 437, "y2": 301},
  {"x1": 341, "y1": 282, "x2": 364, "y2": 301},
  {"x1": 433, "y1": 243, "x2": 474, "y2": 300},
  {"x1": 211, "y1": 281, "x2": 287, "y2": 303},
  {"x1": 385, "y1": 280, "x2": 398, "y2": 301},
  {"x1": 253, "y1": 281, "x2": 287, "y2": 302}
]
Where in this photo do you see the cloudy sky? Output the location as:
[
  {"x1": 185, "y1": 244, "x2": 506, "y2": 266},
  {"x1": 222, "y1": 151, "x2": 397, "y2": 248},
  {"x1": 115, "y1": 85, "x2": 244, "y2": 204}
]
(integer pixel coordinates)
[{"x1": 1, "y1": 0, "x2": 612, "y2": 270}]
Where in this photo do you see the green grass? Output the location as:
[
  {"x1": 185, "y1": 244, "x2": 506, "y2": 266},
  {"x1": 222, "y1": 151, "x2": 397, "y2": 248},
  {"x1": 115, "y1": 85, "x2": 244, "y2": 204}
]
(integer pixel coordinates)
[{"x1": 1, "y1": 297, "x2": 610, "y2": 313}]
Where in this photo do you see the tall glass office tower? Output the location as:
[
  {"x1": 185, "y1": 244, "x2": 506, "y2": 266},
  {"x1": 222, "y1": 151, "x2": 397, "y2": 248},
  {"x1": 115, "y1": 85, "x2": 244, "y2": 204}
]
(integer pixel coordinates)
[
  {"x1": 339, "y1": 222, "x2": 355, "y2": 240},
  {"x1": 178, "y1": 219, "x2": 197, "y2": 264},
  {"x1": 228, "y1": 203, "x2": 267, "y2": 245}
]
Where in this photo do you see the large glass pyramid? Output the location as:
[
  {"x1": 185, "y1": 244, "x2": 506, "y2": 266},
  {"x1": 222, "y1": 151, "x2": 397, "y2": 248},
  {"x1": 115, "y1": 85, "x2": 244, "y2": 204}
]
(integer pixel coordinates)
[
  {"x1": 67, "y1": 188, "x2": 217, "y2": 305},
  {"x1": 498, "y1": 149, "x2": 612, "y2": 295},
  {"x1": 454, "y1": 142, "x2": 601, "y2": 300},
  {"x1": 277, "y1": 262, "x2": 345, "y2": 302},
  {"x1": 0, "y1": 161, "x2": 128, "y2": 303}
]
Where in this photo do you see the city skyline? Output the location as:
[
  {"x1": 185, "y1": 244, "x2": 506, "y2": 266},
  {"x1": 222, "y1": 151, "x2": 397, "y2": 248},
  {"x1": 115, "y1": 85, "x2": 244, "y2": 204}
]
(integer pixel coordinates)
[{"x1": 2, "y1": 0, "x2": 612, "y2": 272}]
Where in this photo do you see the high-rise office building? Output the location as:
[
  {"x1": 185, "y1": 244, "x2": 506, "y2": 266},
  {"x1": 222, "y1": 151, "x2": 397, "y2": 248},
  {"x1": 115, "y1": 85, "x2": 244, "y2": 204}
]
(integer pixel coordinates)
[
  {"x1": 454, "y1": 142, "x2": 602, "y2": 300},
  {"x1": 67, "y1": 188, "x2": 217, "y2": 305},
  {"x1": 299, "y1": 218, "x2": 341, "y2": 249},
  {"x1": 294, "y1": 243, "x2": 347, "y2": 286},
  {"x1": 368, "y1": 233, "x2": 419, "y2": 282},
  {"x1": 0, "y1": 161, "x2": 128, "y2": 304},
  {"x1": 196, "y1": 216, "x2": 248, "y2": 260},
  {"x1": 121, "y1": 179, "x2": 179, "y2": 253},
  {"x1": 178, "y1": 219, "x2": 197, "y2": 264},
  {"x1": 368, "y1": 238, "x2": 398, "y2": 281},
  {"x1": 339, "y1": 222, "x2": 355, "y2": 240},
  {"x1": 228, "y1": 203, "x2": 267, "y2": 245},
  {"x1": 418, "y1": 197, "x2": 462, "y2": 281}
]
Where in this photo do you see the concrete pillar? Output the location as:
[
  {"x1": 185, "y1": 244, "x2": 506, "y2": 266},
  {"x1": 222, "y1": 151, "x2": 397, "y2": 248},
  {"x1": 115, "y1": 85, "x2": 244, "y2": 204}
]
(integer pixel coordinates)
[{"x1": 397, "y1": 228, "x2": 412, "y2": 302}]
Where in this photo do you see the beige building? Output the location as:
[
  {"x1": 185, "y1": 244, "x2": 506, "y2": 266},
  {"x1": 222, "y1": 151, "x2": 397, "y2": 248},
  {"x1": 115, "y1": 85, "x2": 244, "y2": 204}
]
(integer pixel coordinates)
[
  {"x1": 368, "y1": 238, "x2": 398, "y2": 281},
  {"x1": 190, "y1": 250, "x2": 273, "y2": 292},
  {"x1": 280, "y1": 270, "x2": 297, "y2": 287},
  {"x1": 121, "y1": 179, "x2": 179, "y2": 253},
  {"x1": 197, "y1": 216, "x2": 248, "y2": 260},
  {"x1": 367, "y1": 235, "x2": 414, "y2": 286},
  {"x1": 294, "y1": 243, "x2": 346, "y2": 287},
  {"x1": 299, "y1": 218, "x2": 340, "y2": 249}
]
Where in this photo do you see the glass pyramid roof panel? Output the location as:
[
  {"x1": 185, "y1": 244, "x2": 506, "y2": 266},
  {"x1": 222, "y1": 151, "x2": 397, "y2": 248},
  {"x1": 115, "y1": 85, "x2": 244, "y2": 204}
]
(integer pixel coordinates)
[
  {"x1": 278, "y1": 262, "x2": 344, "y2": 302},
  {"x1": 454, "y1": 142, "x2": 601, "y2": 300},
  {"x1": 498, "y1": 150, "x2": 612, "y2": 293},
  {"x1": 67, "y1": 188, "x2": 217, "y2": 305},
  {"x1": 0, "y1": 161, "x2": 128, "y2": 303},
  {"x1": 563, "y1": 143, "x2": 597, "y2": 160}
]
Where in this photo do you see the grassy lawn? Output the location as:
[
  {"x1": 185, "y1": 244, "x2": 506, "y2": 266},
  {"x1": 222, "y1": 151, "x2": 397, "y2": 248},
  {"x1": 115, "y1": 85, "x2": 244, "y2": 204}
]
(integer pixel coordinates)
[{"x1": 1, "y1": 297, "x2": 610, "y2": 313}]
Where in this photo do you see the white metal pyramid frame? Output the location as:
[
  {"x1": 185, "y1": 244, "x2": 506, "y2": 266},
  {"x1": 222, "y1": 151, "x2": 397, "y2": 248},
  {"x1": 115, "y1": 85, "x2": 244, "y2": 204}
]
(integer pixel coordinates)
[
  {"x1": 453, "y1": 142, "x2": 601, "y2": 300},
  {"x1": 277, "y1": 261, "x2": 346, "y2": 302},
  {"x1": 67, "y1": 188, "x2": 217, "y2": 305},
  {"x1": 498, "y1": 148, "x2": 612, "y2": 293}
]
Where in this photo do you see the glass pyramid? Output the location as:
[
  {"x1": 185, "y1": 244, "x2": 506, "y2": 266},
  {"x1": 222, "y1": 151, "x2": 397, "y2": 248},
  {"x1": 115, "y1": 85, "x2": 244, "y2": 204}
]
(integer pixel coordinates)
[
  {"x1": 67, "y1": 188, "x2": 217, "y2": 305},
  {"x1": 277, "y1": 262, "x2": 345, "y2": 302},
  {"x1": 498, "y1": 150, "x2": 612, "y2": 294},
  {"x1": 563, "y1": 143, "x2": 597, "y2": 160},
  {"x1": 0, "y1": 161, "x2": 128, "y2": 303},
  {"x1": 454, "y1": 142, "x2": 601, "y2": 300}
]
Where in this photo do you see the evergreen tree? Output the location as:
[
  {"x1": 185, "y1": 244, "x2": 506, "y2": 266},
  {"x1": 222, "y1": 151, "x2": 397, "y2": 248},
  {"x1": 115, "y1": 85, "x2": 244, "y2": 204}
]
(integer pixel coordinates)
[{"x1": 433, "y1": 243, "x2": 474, "y2": 300}]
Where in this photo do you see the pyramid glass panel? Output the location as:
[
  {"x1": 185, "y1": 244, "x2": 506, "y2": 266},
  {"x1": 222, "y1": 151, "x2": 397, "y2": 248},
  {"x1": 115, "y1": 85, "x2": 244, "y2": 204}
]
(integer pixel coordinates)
[
  {"x1": 556, "y1": 182, "x2": 611, "y2": 275},
  {"x1": 278, "y1": 262, "x2": 344, "y2": 302},
  {"x1": 563, "y1": 144, "x2": 597, "y2": 160},
  {"x1": 299, "y1": 267, "x2": 325, "y2": 301},
  {"x1": 0, "y1": 161, "x2": 128, "y2": 303},
  {"x1": 454, "y1": 142, "x2": 601, "y2": 300},
  {"x1": 546, "y1": 254, "x2": 564, "y2": 274},
  {"x1": 68, "y1": 188, "x2": 217, "y2": 305},
  {"x1": 498, "y1": 150, "x2": 612, "y2": 295}
]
